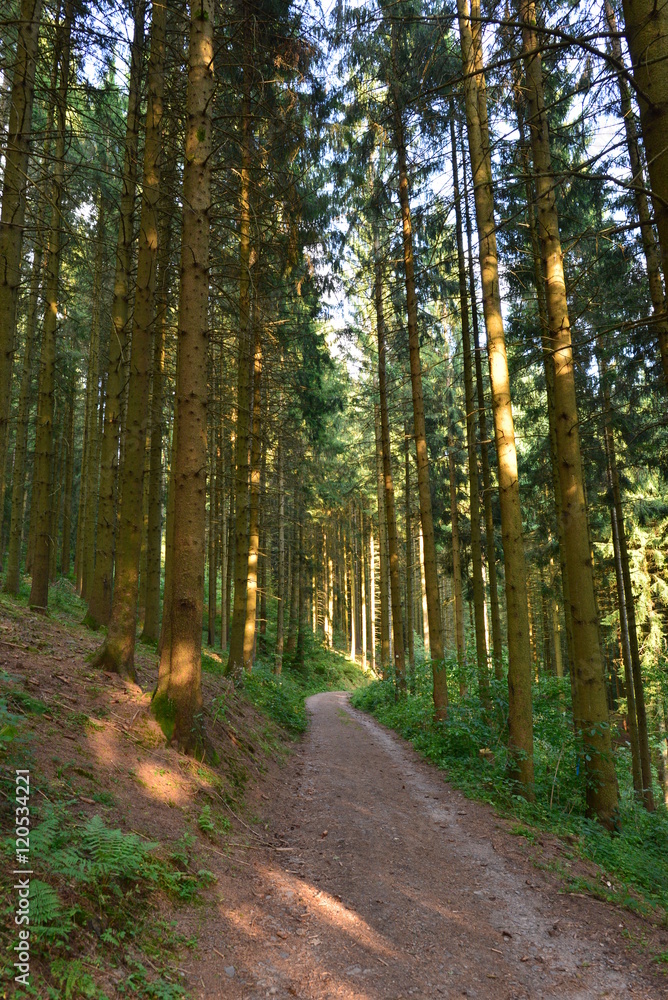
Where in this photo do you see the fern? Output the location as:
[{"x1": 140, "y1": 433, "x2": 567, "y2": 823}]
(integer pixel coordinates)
[
  {"x1": 82, "y1": 815, "x2": 157, "y2": 881},
  {"x1": 51, "y1": 958, "x2": 102, "y2": 1000},
  {"x1": 197, "y1": 804, "x2": 215, "y2": 834},
  {"x1": 29, "y1": 880, "x2": 63, "y2": 925}
]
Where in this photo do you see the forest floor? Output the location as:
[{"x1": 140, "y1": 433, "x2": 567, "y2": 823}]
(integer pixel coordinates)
[{"x1": 2, "y1": 594, "x2": 668, "y2": 999}]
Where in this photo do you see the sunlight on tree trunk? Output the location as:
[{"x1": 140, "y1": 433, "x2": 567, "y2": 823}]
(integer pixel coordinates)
[{"x1": 153, "y1": 0, "x2": 214, "y2": 754}]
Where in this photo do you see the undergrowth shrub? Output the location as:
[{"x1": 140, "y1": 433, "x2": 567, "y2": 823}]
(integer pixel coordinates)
[{"x1": 1, "y1": 806, "x2": 212, "y2": 997}]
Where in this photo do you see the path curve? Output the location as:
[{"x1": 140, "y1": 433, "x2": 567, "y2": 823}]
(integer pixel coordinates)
[{"x1": 200, "y1": 691, "x2": 665, "y2": 999}]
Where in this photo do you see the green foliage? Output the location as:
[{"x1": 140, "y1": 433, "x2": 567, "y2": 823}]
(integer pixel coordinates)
[
  {"x1": 50, "y1": 958, "x2": 100, "y2": 999},
  {"x1": 243, "y1": 645, "x2": 368, "y2": 736},
  {"x1": 0, "y1": 689, "x2": 21, "y2": 754},
  {"x1": 197, "y1": 804, "x2": 216, "y2": 834},
  {"x1": 353, "y1": 663, "x2": 668, "y2": 918},
  {"x1": 1, "y1": 806, "x2": 209, "y2": 996},
  {"x1": 118, "y1": 960, "x2": 187, "y2": 999},
  {"x1": 6, "y1": 690, "x2": 50, "y2": 716}
]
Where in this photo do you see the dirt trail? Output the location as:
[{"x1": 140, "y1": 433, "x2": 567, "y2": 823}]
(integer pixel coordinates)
[{"x1": 197, "y1": 691, "x2": 667, "y2": 999}]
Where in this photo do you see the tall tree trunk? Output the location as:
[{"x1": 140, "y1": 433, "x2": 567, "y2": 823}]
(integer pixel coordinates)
[
  {"x1": 0, "y1": 0, "x2": 44, "y2": 506},
  {"x1": 374, "y1": 402, "x2": 391, "y2": 673},
  {"x1": 520, "y1": 0, "x2": 618, "y2": 823},
  {"x1": 208, "y1": 421, "x2": 217, "y2": 647},
  {"x1": 4, "y1": 58, "x2": 58, "y2": 596},
  {"x1": 392, "y1": 99, "x2": 447, "y2": 716},
  {"x1": 242, "y1": 321, "x2": 262, "y2": 670},
  {"x1": 513, "y1": 85, "x2": 577, "y2": 687},
  {"x1": 141, "y1": 203, "x2": 171, "y2": 643},
  {"x1": 608, "y1": 461, "x2": 643, "y2": 798},
  {"x1": 361, "y1": 507, "x2": 368, "y2": 670},
  {"x1": 374, "y1": 217, "x2": 406, "y2": 691},
  {"x1": 448, "y1": 437, "x2": 466, "y2": 695},
  {"x1": 348, "y1": 514, "x2": 356, "y2": 662},
  {"x1": 619, "y1": 0, "x2": 668, "y2": 386},
  {"x1": 49, "y1": 415, "x2": 63, "y2": 581},
  {"x1": 28, "y1": 2, "x2": 73, "y2": 610},
  {"x1": 404, "y1": 419, "x2": 415, "y2": 687},
  {"x1": 85, "y1": 0, "x2": 145, "y2": 627},
  {"x1": 294, "y1": 515, "x2": 306, "y2": 670},
  {"x1": 3, "y1": 235, "x2": 39, "y2": 592},
  {"x1": 275, "y1": 432, "x2": 285, "y2": 673},
  {"x1": 75, "y1": 193, "x2": 105, "y2": 598},
  {"x1": 153, "y1": 0, "x2": 213, "y2": 752},
  {"x1": 462, "y1": 151, "x2": 503, "y2": 679},
  {"x1": 258, "y1": 417, "x2": 267, "y2": 654},
  {"x1": 93, "y1": 0, "x2": 165, "y2": 678},
  {"x1": 451, "y1": 110, "x2": 489, "y2": 704},
  {"x1": 286, "y1": 510, "x2": 300, "y2": 655},
  {"x1": 60, "y1": 378, "x2": 75, "y2": 576},
  {"x1": 225, "y1": 479, "x2": 234, "y2": 650},
  {"x1": 418, "y1": 523, "x2": 429, "y2": 656},
  {"x1": 219, "y1": 416, "x2": 228, "y2": 650},
  {"x1": 598, "y1": 343, "x2": 653, "y2": 809},
  {"x1": 158, "y1": 415, "x2": 176, "y2": 657},
  {"x1": 323, "y1": 526, "x2": 331, "y2": 647},
  {"x1": 604, "y1": 0, "x2": 668, "y2": 390},
  {"x1": 548, "y1": 552, "x2": 564, "y2": 679},
  {"x1": 457, "y1": 0, "x2": 534, "y2": 794},
  {"x1": 369, "y1": 523, "x2": 376, "y2": 673},
  {"x1": 228, "y1": 17, "x2": 253, "y2": 675}
]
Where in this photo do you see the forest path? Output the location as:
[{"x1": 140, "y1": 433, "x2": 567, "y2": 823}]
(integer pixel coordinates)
[{"x1": 200, "y1": 691, "x2": 665, "y2": 999}]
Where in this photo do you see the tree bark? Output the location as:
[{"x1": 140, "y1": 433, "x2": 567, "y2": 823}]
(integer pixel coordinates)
[
  {"x1": 604, "y1": 0, "x2": 668, "y2": 390},
  {"x1": 85, "y1": 0, "x2": 146, "y2": 627},
  {"x1": 451, "y1": 110, "x2": 489, "y2": 704},
  {"x1": 153, "y1": 0, "x2": 213, "y2": 753},
  {"x1": 619, "y1": 0, "x2": 668, "y2": 387},
  {"x1": 374, "y1": 218, "x2": 406, "y2": 691},
  {"x1": 404, "y1": 418, "x2": 415, "y2": 685},
  {"x1": 462, "y1": 150, "x2": 503, "y2": 679},
  {"x1": 141, "y1": 201, "x2": 171, "y2": 643},
  {"x1": 448, "y1": 434, "x2": 466, "y2": 692},
  {"x1": 242, "y1": 320, "x2": 262, "y2": 669},
  {"x1": 457, "y1": 0, "x2": 534, "y2": 793},
  {"x1": 228, "y1": 14, "x2": 253, "y2": 675},
  {"x1": 28, "y1": 2, "x2": 73, "y2": 610},
  {"x1": 286, "y1": 509, "x2": 300, "y2": 656},
  {"x1": 374, "y1": 402, "x2": 391, "y2": 673},
  {"x1": 60, "y1": 376, "x2": 75, "y2": 576},
  {"x1": 75, "y1": 194, "x2": 106, "y2": 599},
  {"x1": 208, "y1": 420, "x2": 218, "y2": 647},
  {"x1": 93, "y1": 0, "x2": 165, "y2": 678},
  {"x1": 275, "y1": 431, "x2": 285, "y2": 673},
  {"x1": 4, "y1": 52, "x2": 60, "y2": 596},
  {"x1": 598, "y1": 344, "x2": 653, "y2": 809},
  {"x1": 514, "y1": 86, "x2": 577, "y2": 688},
  {"x1": 369, "y1": 524, "x2": 376, "y2": 673},
  {"x1": 520, "y1": 0, "x2": 618, "y2": 823},
  {"x1": 0, "y1": 0, "x2": 44, "y2": 504},
  {"x1": 392, "y1": 101, "x2": 447, "y2": 716}
]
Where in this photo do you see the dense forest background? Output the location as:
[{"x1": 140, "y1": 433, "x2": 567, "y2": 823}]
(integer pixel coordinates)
[{"x1": 1, "y1": 0, "x2": 668, "y2": 835}]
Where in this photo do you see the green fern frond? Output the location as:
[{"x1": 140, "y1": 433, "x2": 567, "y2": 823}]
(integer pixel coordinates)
[
  {"x1": 82, "y1": 815, "x2": 157, "y2": 880},
  {"x1": 29, "y1": 880, "x2": 63, "y2": 926}
]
